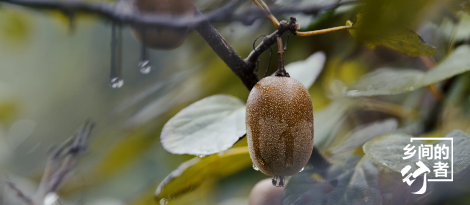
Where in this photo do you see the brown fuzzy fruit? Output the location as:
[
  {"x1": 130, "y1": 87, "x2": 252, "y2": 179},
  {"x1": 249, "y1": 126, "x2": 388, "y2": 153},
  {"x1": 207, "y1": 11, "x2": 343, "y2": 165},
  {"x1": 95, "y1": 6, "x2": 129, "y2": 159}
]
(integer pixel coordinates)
[
  {"x1": 249, "y1": 178, "x2": 284, "y2": 205},
  {"x1": 246, "y1": 76, "x2": 314, "y2": 179},
  {"x1": 131, "y1": 0, "x2": 194, "y2": 49}
]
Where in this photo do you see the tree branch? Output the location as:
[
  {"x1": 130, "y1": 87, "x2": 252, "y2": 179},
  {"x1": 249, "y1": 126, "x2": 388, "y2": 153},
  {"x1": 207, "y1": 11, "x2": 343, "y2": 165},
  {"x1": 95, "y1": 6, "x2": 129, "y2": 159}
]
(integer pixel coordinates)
[
  {"x1": 0, "y1": 0, "x2": 355, "y2": 28},
  {"x1": 194, "y1": 9, "x2": 259, "y2": 90},
  {"x1": 0, "y1": 0, "x2": 354, "y2": 90},
  {"x1": 6, "y1": 120, "x2": 95, "y2": 205},
  {"x1": 245, "y1": 17, "x2": 298, "y2": 66},
  {"x1": 194, "y1": 13, "x2": 300, "y2": 89},
  {"x1": 5, "y1": 179, "x2": 33, "y2": 205}
]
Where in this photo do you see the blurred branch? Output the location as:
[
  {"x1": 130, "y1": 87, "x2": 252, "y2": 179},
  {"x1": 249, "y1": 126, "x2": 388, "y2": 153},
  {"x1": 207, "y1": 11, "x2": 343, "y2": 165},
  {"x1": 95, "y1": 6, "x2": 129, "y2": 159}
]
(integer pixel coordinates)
[
  {"x1": 5, "y1": 179, "x2": 33, "y2": 205},
  {"x1": 6, "y1": 120, "x2": 95, "y2": 205},
  {"x1": 0, "y1": 0, "x2": 354, "y2": 90},
  {"x1": 0, "y1": 0, "x2": 354, "y2": 28}
]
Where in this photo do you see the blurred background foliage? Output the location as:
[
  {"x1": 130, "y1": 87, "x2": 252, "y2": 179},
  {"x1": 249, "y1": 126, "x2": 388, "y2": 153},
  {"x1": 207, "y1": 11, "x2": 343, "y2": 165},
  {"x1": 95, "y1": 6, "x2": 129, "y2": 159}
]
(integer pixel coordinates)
[{"x1": 0, "y1": 0, "x2": 470, "y2": 204}]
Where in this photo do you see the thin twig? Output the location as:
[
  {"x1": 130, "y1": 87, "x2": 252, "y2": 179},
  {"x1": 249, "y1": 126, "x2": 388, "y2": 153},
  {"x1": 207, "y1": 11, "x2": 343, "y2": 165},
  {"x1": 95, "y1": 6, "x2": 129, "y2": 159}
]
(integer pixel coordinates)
[
  {"x1": 5, "y1": 179, "x2": 33, "y2": 205},
  {"x1": 252, "y1": 0, "x2": 280, "y2": 28},
  {"x1": 296, "y1": 25, "x2": 352, "y2": 36},
  {"x1": 32, "y1": 120, "x2": 95, "y2": 204},
  {"x1": 245, "y1": 17, "x2": 298, "y2": 66}
]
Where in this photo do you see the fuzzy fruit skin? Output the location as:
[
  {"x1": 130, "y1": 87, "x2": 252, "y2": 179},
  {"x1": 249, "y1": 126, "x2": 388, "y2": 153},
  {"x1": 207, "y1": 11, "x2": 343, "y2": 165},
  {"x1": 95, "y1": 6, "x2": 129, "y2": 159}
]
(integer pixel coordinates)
[
  {"x1": 131, "y1": 0, "x2": 194, "y2": 49},
  {"x1": 246, "y1": 76, "x2": 314, "y2": 177},
  {"x1": 249, "y1": 178, "x2": 284, "y2": 205}
]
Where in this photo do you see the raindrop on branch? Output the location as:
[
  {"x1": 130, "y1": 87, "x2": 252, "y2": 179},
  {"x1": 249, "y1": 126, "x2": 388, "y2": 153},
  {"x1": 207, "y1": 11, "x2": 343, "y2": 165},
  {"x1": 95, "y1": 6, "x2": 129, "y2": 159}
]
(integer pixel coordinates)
[
  {"x1": 138, "y1": 35, "x2": 152, "y2": 74},
  {"x1": 139, "y1": 60, "x2": 152, "y2": 74},
  {"x1": 110, "y1": 77, "x2": 124, "y2": 89},
  {"x1": 110, "y1": 22, "x2": 123, "y2": 89}
]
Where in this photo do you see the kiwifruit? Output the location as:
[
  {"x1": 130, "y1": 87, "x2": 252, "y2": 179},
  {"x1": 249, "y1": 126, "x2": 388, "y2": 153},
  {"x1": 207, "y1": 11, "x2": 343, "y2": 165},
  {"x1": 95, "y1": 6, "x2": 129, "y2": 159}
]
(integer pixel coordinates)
[
  {"x1": 246, "y1": 75, "x2": 314, "y2": 185},
  {"x1": 131, "y1": 0, "x2": 194, "y2": 49},
  {"x1": 249, "y1": 178, "x2": 284, "y2": 205}
]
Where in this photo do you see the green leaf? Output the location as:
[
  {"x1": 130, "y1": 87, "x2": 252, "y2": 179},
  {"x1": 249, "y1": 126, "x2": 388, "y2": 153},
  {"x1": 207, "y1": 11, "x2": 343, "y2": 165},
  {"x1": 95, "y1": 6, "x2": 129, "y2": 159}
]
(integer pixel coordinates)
[
  {"x1": 363, "y1": 130, "x2": 470, "y2": 176},
  {"x1": 330, "y1": 119, "x2": 398, "y2": 154},
  {"x1": 314, "y1": 99, "x2": 356, "y2": 149},
  {"x1": 346, "y1": 45, "x2": 470, "y2": 97},
  {"x1": 283, "y1": 155, "x2": 381, "y2": 205},
  {"x1": 453, "y1": 12, "x2": 470, "y2": 42},
  {"x1": 155, "y1": 147, "x2": 251, "y2": 201},
  {"x1": 161, "y1": 95, "x2": 246, "y2": 155},
  {"x1": 285, "y1": 51, "x2": 326, "y2": 89},
  {"x1": 162, "y1": 52, "x2": 327, "y2": 155},
  {"x1": 328, "y1": 156, "x2": 382, "y2": 205},
  {"x1": 282, "y1": 170, "x2": 324, "y2": 205},
  {"x1": 348, "y1": 12, "x2": 436, "y2": 57}
]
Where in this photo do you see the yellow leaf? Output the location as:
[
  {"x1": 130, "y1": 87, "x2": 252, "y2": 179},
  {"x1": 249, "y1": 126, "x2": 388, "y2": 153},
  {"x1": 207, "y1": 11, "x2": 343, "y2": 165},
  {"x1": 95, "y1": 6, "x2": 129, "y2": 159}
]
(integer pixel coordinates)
[
  {"x1": 154, "y1": 147, "x2": 251, "y2": 202},
  {"x1": 347, "y1": 10, "x2": 437, "y2": 57}
]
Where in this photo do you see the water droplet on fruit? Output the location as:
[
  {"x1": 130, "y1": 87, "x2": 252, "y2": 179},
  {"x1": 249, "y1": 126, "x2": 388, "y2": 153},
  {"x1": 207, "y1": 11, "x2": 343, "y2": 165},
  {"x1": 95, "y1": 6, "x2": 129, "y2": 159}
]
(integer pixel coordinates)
[{"x1": 253, "y1": 164, "x2": 259, "y2": 171}]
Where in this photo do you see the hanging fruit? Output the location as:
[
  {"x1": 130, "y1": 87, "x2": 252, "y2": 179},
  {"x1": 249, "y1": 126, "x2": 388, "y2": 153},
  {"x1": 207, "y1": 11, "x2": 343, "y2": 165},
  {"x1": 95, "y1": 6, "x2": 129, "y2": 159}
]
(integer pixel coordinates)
[
  {"x1": 131, "y1": 0, "x2": 194, "y2": 49},
  {"x1": 246, "y1": 36, "x2": 314, "y2": 187}
]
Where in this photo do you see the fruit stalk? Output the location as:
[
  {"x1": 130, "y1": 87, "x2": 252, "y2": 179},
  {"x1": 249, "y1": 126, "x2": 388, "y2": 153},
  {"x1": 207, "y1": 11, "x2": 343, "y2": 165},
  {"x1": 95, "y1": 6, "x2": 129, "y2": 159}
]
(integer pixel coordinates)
[{"x1": 275, "y1": 36, "x2": 288, "y2": 77}]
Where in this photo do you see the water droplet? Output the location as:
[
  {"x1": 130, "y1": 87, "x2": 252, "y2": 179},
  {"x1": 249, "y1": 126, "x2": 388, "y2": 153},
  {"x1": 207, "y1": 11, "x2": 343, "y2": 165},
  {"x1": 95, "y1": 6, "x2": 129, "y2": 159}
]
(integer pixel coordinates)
[
  {"x1": 44, "y1": 192, "x2": 59, "y2": 205},
  {"x1": 110, "y1": 78, "x2": 124, "y2": 88},
  {"x1": 299, "y1": 167, "x2": 304, "y2": 172},
  {"x1": 159, "y1": 198, "x2": 168, "y2": 205},
  {"x1": 253, "y1": 164, "x2": 259, "y2": 171},
  {"x1": 198, "y1": 155, "x2": 206, "y2": 158},
  {"x1": 138, "y1": 60, "x2": 152, "y2": 74}
]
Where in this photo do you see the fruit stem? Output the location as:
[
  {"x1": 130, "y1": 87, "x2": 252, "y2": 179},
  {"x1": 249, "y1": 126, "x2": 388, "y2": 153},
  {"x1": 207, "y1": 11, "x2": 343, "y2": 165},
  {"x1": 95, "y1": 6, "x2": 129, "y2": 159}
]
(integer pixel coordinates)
[
  {"x1": 275, "y1": 36, "x2": 289, "y2": 77},
  {"x1": 296, "y1": 25, "x2": 352, "y2": 36}
]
